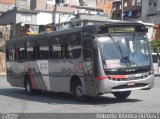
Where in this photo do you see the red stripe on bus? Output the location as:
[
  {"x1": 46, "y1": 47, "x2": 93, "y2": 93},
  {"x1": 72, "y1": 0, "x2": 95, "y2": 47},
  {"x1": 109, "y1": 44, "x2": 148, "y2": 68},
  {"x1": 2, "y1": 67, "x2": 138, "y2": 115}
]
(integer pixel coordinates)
[
  {"x1": 95, "y1": 75, "x2": 108, "y2": 80},
  {"x1": 109, "y1": 75, "x2": 126, "y2": 79},
  {"x1": 28, "y1": 69, "x2": 36, "y2": 89}
]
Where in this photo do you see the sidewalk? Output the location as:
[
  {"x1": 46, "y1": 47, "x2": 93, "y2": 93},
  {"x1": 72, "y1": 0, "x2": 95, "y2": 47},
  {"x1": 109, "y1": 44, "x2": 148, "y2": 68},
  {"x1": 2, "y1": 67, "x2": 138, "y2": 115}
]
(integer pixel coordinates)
[{"x1": 0, "y1": 72, "x2": 6, "y2": 76}]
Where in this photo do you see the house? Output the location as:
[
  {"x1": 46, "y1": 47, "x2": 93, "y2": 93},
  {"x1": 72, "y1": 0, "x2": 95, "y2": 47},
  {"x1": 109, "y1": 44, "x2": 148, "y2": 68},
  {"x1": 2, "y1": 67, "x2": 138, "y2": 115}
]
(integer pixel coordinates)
[
  {"x1": 112, "y1": 0, "x2": 141, "y2": 20},
  {"x1": 96, "y1": 0, "x2": 113, "y2": 18},
  {"x1": 141, "y1": 0, "x2": 160, "y2": 39}
]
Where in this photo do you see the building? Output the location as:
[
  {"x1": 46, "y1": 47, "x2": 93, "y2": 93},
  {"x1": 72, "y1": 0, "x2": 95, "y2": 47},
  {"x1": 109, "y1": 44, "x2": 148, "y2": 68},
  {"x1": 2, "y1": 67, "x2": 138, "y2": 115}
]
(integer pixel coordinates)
[
  {"x1": 112, "y1": 0, "x2": 141, "y2": 20},
  {"x1": 15, "y1": 0, "x2": 30, "y2": 9},
  {"x1": 141, "y1": 0, "x2": 160, "y2": 39},
  {"x1": 0, "y1": 0, "x2": 101, "y2": 74},
  {"x1": 0, "y1": 0, "x2": 16, "y2": 73},
  {"x1": 0, "y1": 0, "x2": 99, "y2": 38},
  {"x1": 0, "y1": 0, "x2": 15, "y2": 14},
  {"x1": 96, "y1": 0, "x2": 114, "y2": 18}
]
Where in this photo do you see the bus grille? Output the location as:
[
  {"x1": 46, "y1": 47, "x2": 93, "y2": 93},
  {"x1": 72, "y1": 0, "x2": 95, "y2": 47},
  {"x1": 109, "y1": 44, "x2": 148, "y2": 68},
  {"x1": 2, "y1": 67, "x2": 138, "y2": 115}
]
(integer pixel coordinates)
[
  {"x1": 112, "y1": 83, "x2": 148, "y2": 89},
  {"x1": 108, "y1": 74, "x2": 149, "y2": 81}
]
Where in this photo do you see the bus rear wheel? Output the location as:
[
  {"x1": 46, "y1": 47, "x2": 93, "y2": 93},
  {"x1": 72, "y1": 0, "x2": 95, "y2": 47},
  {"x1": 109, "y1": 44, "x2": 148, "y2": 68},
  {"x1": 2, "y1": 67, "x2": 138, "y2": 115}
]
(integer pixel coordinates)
[
  {"x1": 113, "y1": 91, "x2": 131, "y2": 99},
  {"x1": 25, "y1": 78, "x2": 34, "y2": 95}
]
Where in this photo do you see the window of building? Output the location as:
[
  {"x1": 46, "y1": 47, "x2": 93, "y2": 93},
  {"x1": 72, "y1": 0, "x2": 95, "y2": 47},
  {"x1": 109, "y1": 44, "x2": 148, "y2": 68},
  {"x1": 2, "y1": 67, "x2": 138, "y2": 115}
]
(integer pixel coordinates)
[
  {"x1": 137, "y1": 0, "x2": 141, "y2": 6},
  {"x1": 132, "y1": 0, "x2": 136, "y2": 6},
  {"x1": 148, "y1": 2, "x2": 151, "y2": 6},
  {"x1": 120, "y1": 5, "x2": 122, "y2": 9},
  {"x1": 21, "y1": 14, "x2": 32, "y2": 23},
  {"x1": 56, "y1": 0, "x2": 64, "y2": 4},
  {"x1": 124, "y1": 2, "x2": 127, "y2": 7}
]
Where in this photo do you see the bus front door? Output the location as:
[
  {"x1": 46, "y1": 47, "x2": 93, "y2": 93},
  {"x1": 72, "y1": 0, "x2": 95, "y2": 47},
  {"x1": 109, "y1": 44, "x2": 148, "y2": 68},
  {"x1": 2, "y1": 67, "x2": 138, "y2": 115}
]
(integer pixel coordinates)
[{"x1": 83, "y1": 37, "x2": 98, "y2": 96}]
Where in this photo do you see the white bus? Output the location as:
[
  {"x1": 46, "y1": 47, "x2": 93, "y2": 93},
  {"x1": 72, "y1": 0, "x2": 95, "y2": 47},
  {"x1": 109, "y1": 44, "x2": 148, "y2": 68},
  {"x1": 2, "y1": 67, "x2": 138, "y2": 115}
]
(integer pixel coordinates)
[{"x1": 6, "y1": 22, "x2": 155, "y2": 99}]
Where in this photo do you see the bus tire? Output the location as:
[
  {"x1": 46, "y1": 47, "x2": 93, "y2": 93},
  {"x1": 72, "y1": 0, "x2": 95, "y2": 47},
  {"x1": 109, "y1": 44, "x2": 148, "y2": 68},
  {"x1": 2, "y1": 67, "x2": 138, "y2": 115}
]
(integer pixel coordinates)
[
  {"x1": 24, "y1": 77, "x2": 34, "y2": 95},
  {"x1": 73, "y1": 82, "x2": 84, "y2": 98},
  {"x1": 113, "y1": 91, "x2": 131, "y2": 99}
]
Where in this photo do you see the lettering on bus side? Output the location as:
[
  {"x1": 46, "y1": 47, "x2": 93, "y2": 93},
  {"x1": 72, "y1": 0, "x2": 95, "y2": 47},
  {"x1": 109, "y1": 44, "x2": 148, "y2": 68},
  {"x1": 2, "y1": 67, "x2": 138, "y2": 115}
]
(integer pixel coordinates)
[{"x1": 40, "y1": 63, "x2": 48, "y2": 71}]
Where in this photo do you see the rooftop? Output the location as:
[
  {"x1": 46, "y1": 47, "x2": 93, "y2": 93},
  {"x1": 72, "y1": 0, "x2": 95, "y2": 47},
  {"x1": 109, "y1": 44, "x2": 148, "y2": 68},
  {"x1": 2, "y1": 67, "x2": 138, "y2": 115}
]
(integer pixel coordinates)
[{"x1": 0, "y1": 0, "x2": 15, "y2": 4}]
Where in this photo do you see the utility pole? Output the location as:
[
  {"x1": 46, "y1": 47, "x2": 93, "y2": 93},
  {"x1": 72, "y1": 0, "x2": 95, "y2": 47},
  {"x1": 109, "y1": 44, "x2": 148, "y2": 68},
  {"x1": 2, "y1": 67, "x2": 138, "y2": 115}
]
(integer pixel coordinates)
[
  {"x1": 15, "y1": 0, "x2": 17, "y2": 7},
  {"x1": 121, "y1": 0, "x2": 123, "y2": 21}
]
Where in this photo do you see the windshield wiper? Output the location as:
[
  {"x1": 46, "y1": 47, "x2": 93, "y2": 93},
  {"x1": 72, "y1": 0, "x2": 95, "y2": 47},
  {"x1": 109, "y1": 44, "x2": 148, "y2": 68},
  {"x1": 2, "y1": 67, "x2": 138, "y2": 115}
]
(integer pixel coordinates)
[
  {"x1": 131, "y1": 32, "x2": 136, "y2": 55},
  {"x1": 108, "y1": 34, "x2": 124, "y2": 58},
  {"x1": 108, "y1": 34, "x2": 130, "y2": 66}
]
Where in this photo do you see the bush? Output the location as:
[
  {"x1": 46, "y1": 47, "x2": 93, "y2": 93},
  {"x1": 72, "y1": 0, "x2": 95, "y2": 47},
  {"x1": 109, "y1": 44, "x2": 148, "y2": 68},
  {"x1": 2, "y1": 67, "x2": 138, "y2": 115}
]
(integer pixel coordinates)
[{"x1": 150, "y1": 40, "x2": 160, "y2": 52}]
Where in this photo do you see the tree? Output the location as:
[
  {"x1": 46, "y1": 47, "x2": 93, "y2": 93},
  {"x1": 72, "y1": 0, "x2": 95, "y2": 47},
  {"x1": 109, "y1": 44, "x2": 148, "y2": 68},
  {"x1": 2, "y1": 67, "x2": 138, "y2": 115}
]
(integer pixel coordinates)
[{"x1": 150, "y1": 40, "x2": 160, "y2": 52}]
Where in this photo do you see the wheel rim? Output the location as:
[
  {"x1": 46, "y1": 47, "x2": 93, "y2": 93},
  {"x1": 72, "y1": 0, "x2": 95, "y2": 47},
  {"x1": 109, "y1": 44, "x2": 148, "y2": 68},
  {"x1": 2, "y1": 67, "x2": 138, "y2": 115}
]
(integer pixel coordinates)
[{"x1": 76, "y1": 85, "x2": 84, "y2": 97}]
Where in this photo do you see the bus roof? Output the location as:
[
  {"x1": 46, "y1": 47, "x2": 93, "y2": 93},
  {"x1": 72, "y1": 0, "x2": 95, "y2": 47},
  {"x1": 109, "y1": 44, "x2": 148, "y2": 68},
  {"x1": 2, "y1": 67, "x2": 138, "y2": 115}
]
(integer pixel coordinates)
[{"x1": 7, "y1": 22, "x2": 145, "y2": 45}]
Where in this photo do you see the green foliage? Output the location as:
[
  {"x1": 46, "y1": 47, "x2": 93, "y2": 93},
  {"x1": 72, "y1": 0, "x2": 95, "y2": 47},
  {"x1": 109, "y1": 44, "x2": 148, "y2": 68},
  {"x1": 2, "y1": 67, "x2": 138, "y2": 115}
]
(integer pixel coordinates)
[{"x1": 150, "y1": 40, "x2": 160, "y2": 52}]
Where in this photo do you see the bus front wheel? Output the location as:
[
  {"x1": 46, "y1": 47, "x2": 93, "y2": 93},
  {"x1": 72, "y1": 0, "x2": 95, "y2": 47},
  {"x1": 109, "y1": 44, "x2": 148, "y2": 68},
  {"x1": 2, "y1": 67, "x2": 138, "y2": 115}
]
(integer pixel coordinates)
[
  {"x1": 73, "y1": 82, "x2": 84, "y2": 98},
  {"x1": 112, "y1": 91, "x2": 131, "y2": 99}
]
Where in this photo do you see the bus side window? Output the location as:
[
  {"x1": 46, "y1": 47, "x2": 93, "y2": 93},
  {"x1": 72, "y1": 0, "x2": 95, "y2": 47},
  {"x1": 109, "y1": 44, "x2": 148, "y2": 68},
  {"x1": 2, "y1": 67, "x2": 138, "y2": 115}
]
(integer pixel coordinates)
[
  {"x1": 65, "y1": 33, "x2": 81, "y2": 59},
  {"x1": 19, "y1": 47, "x2": 26, "y2": 60},
  {"x1": 83, "y1": 39, "x2": 92, "y2": 61},
  {"x1": 15, "y1": 42, "x2": 26, "y2": 61},
  {"x1": 52, "y1": 44, "x2": 63, "y2": 59},
  {"x1": 15, "y1": 48, "x2": 20, "y2": 61},
  {"x1": 7, "y1": 49, "x2": 15, "y2": 61},
  {"x1": 52, "y1": 37, "x2": 64, "y2": 59},
  {"x1": 39, "y1": 46, "x2": 49, "y2": 59},
  {"x1": 36, "y1": 38, "x2": 50, "y2": 60},
  {"x1": 27, "y1": 47, "x2": 36, "y2": 60}
]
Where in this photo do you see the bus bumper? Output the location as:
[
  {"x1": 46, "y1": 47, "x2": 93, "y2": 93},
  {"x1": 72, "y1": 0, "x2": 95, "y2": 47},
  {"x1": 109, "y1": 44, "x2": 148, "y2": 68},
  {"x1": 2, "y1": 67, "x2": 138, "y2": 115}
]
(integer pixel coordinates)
[{"x1": 99, "y1": 74, "x2": 155, "y2": 94}]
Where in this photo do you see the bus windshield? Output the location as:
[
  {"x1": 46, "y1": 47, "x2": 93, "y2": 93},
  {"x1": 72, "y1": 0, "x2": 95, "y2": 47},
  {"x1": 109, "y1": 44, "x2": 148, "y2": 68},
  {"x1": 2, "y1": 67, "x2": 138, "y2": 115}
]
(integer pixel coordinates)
[{"x1": 97, "y1": 32, "x2": 151, "y2": 69}]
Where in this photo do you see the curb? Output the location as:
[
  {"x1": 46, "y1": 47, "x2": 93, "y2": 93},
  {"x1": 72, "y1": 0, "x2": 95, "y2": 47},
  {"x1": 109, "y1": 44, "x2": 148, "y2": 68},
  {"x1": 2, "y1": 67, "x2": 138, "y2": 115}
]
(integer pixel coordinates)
[{"x1": 0, "y1": 72, "x2": 6, "y2": 76}]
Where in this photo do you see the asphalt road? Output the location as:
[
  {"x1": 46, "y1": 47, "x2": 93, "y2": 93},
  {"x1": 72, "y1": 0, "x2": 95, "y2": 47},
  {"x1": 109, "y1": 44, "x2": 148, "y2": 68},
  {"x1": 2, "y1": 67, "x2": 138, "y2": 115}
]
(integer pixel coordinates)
[{"x1": 0, "y1": 76, "x2": 160, "y2": 115}]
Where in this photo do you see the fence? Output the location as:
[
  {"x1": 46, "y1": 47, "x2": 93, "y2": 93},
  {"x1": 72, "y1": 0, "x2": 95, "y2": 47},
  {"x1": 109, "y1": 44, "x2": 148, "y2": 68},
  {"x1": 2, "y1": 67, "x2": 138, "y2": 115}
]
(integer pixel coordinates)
[{"x1": 152, "y1": 53, "x2": 160, "y2": 76}]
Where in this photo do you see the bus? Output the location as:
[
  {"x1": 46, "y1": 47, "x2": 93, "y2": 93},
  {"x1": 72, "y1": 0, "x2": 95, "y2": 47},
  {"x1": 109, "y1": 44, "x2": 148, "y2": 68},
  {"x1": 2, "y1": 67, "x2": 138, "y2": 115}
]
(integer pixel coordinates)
[{"x1": 6, "y1": 22, "x2": 155, "y2": 99}]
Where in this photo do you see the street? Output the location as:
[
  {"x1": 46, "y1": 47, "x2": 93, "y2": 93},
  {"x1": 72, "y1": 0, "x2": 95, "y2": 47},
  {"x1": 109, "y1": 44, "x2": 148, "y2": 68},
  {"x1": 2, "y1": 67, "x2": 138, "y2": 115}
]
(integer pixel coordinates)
[{"x1": 0, "y1": 76, "x2": 160, "y2": 113}]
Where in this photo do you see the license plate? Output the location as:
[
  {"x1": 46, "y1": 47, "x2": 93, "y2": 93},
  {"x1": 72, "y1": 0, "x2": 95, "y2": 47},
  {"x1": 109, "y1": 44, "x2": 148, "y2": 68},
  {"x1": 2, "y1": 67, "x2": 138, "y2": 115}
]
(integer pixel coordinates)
[{"x1": 128, "y1": 82, "x2": 135, "y2": 86}]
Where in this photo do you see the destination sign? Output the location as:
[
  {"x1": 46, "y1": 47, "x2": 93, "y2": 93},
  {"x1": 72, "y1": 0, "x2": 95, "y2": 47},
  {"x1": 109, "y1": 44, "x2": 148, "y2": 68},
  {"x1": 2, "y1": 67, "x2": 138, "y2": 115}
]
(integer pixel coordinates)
[{"x1": 108, "y1": 27, "x2": 135, "y2": 33}]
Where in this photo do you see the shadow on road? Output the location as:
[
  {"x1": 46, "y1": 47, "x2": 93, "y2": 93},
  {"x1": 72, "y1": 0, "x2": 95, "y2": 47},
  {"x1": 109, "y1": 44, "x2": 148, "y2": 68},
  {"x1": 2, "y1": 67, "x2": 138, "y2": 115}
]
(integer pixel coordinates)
[{"x1": 0, "y1": 88, "x2": 142, "y2": 105}]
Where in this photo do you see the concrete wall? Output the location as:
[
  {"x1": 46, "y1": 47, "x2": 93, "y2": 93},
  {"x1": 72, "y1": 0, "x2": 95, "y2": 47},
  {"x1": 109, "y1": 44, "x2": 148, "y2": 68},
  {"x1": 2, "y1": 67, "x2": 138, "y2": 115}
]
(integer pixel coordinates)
[
  {"x1": 31, "y1": 0, "x2": 47, "y2": 10},
  {"x1": 37, "y1": 12, "x2": 53, "y2": 25},
  {"x1": 16, "y1": 12, "x2": 37, "y2": 24},
  {"x1": 64, "y1": 0, "x2": 79, "y2": 5},
  {"x1": 142, "y1": 0, "x2": 158, "y2": 17},
  {"x1": 0, "y1": 3, "x2": 15, "y2": 13},
  {"x1": 82, "y1": 0, "x2": 96, "y2": 7},
  {"x1": 16, "y1": 0, "x2": 30, "y2": 9},
  {"x1": 142, "y1": 0, "x2": 160, "y2": 24}
]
